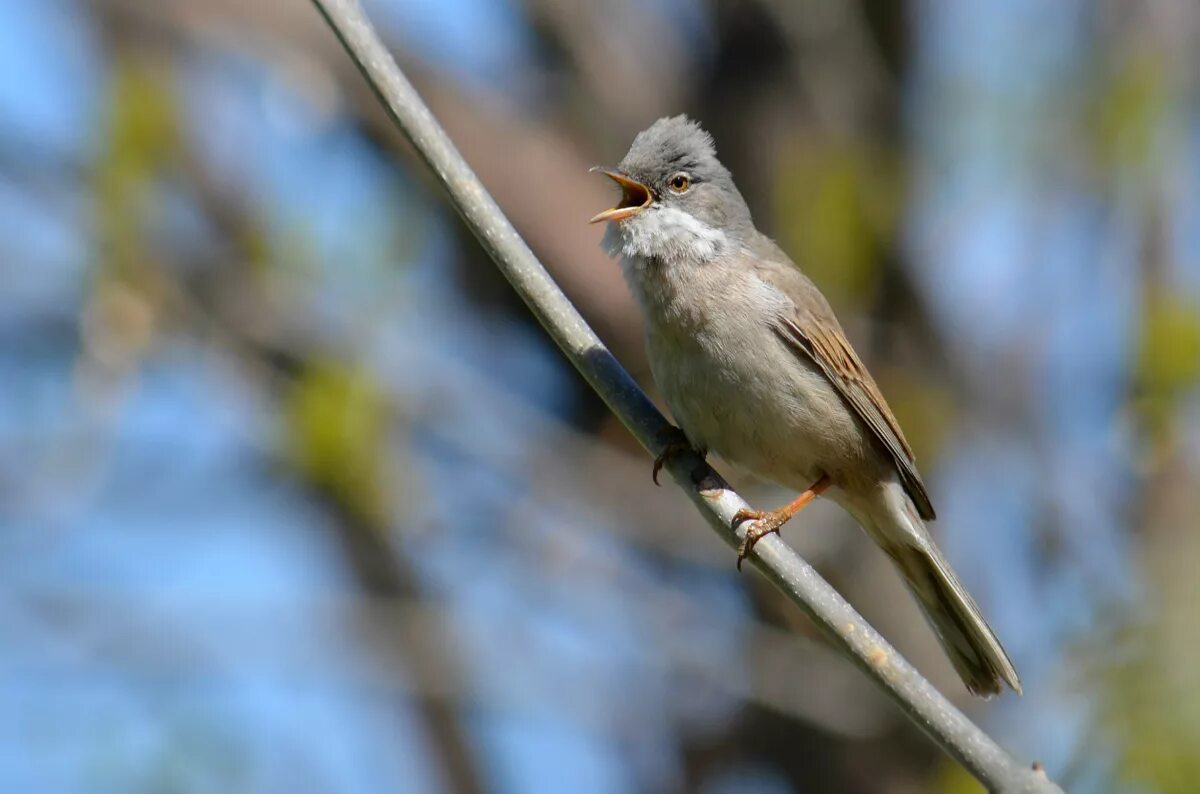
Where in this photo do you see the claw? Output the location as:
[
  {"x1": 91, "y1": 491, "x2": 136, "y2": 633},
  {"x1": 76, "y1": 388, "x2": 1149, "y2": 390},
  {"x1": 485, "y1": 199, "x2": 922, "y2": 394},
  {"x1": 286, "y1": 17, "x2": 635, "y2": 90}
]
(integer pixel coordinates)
[
  {"x1": 651, "y1": 427, "x2": 694, "y2": 486},
  {"x1": 731, "y1": 508, "x2": 762, "y2": 528},
  {"x1": 651, "y1": 451, "x2": 671, "y2": 486},
  {"x1": 734, "y1": 510, "x2": 783, "y2": 571}
]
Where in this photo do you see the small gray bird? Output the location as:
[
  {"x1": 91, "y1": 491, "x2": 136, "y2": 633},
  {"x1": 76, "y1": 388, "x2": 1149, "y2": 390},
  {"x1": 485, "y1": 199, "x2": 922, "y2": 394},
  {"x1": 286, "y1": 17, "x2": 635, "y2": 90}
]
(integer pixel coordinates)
[{"x1": 591, "y1": 115, "x2": 1020, "y2": 697}]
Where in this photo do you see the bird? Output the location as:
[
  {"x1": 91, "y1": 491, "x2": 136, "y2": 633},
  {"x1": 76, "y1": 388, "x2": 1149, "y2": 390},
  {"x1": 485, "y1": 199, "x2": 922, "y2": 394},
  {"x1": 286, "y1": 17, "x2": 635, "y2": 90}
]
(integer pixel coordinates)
[{"x1": 590, "y1": 115, "x2": 1020, "y2": 697}]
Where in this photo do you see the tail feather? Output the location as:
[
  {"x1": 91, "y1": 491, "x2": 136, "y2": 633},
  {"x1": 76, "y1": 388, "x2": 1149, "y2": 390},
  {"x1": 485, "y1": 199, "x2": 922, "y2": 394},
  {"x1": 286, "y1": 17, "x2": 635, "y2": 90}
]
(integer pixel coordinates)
[
  {"x1": 869, "y1": 489, "x2": 1021, "y2": 697},
  {"x1": 888, "y1": 540, "x2": 1021, "y2": 696}
]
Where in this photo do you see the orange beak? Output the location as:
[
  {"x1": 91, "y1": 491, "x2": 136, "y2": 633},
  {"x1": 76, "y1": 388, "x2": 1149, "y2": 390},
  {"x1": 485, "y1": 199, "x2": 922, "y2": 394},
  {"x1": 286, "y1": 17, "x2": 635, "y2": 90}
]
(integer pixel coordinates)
[{"x1": 588, "y1": 167, "x2": 653, "y2": 223}]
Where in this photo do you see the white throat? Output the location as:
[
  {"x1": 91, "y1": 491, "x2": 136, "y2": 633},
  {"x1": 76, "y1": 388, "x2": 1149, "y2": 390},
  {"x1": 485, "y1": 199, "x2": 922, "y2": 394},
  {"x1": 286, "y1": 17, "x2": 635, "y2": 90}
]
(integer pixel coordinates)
[
  {"x1": 602, "y1": 205, "x2": 727, "y2": 265},
  {"x1": 601, "y1": 205, "x2": 734, "y2": 323}
]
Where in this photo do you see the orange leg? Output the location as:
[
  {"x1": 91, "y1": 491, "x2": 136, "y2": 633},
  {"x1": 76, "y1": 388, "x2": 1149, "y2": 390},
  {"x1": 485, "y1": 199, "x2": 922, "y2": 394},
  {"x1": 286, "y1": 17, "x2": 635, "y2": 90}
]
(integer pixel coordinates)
[{"x1": 733, "y1": 474, "x2": 832, "y2": 571}]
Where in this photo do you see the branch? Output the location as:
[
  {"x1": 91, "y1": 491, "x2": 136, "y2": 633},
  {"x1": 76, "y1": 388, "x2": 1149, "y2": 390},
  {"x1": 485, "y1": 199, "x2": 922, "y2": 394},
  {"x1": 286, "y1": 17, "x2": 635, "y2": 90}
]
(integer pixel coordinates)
[{"x1": 307, "y1": 1, "x2": 1062, "y2": 790}]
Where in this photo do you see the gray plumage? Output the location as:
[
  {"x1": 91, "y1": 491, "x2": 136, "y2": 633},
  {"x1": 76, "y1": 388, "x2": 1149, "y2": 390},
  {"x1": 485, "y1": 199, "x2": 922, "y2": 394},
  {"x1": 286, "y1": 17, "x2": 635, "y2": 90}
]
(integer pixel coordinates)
[{"x1": 595, "y1": 115, "x2": 1020, "y2": 696}]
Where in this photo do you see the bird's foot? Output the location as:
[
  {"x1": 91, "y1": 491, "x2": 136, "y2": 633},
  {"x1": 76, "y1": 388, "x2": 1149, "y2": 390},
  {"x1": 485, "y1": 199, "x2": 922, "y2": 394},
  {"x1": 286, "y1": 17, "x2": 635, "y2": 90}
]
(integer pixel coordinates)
[
  {"x1": 652, "y1": 426, "x2": 698, "y2": 486},
  {"x1": 731, "y1": 474, "x2": 832, "y2": 571},
  {"x1": 732, "y1": 508, "x2": 790, "y2": 571}
]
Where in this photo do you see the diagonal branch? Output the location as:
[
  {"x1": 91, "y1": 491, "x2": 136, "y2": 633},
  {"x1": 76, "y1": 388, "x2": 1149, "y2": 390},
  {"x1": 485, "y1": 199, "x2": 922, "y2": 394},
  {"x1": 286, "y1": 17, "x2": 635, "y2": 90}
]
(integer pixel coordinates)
[{"x1": 307, "y1": 1, "x2": 1062, "y2": 790}]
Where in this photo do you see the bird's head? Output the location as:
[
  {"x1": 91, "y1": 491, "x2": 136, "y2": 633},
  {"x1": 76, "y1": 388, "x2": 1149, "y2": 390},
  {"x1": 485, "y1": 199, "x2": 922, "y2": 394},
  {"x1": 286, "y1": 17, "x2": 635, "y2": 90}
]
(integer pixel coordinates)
[{"x1": 591, "y1": 115, "x2": 752, "y2": 264}]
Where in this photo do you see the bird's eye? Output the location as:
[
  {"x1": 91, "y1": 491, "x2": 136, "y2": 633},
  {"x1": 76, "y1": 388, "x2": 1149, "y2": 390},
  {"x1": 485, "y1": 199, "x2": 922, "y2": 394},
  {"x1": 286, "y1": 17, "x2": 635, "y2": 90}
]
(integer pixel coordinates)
[{"x1": 668, "y1": 172, "x2": 690, "y2": 193}]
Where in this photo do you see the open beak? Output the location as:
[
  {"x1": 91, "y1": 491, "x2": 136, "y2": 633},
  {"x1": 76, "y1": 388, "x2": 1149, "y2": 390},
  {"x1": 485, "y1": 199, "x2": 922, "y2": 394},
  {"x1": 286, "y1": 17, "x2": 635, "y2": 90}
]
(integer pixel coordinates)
[{"x1": 588, "y1": 167, "x2": 653, "y2": 224}]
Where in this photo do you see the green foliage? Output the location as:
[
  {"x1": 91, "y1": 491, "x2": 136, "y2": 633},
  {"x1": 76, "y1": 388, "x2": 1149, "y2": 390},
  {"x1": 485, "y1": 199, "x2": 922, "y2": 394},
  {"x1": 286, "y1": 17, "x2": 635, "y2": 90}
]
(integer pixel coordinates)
[
  {"x1": 94, "y1": 58, "x2": 181, "y2": 279},
  {"x1": 1134, "y1": 288, "x2": 1200, "y2": 445},
  {"x1": 1095, "y1": 526, "x2": 1200, "y2": 793},
  {"x1": 1090, "y1": 51, "x2": 1167, "y2": 172},
  {"x1": 876, "y1": 365, "x2": 957, "y2": 465},
  {"x1": 283, "y1": 358, "x2": 392, "y2": 527},
  {"x1": 84, "y1": 59, "x2": 181, "y2": 373},
  {"x1": 772, "y1": 139, "x2": 901, "y2": 308},
  {"x1": 936, "y1": 757, "x2": 986, "y2": 794}
]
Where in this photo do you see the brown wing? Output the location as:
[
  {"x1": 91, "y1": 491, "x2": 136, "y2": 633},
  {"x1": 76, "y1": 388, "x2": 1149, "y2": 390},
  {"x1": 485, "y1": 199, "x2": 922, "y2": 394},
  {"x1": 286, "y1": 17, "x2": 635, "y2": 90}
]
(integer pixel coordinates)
[{"x1": 774, "y1": 313, "x2": 936, "y2": 521}]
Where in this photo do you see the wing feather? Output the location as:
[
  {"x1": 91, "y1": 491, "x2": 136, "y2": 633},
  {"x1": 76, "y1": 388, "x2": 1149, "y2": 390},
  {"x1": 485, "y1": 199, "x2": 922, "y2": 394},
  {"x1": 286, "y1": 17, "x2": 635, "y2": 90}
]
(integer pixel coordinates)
[{"x1": 774, "y1": 315, "x2": 936, "y2": 521}]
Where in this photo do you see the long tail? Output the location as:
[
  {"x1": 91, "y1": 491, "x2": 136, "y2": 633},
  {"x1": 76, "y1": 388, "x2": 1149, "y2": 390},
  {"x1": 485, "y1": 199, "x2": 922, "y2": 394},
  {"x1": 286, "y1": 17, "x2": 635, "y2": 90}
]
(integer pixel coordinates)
[{"x1": 867, "y1": 487, "x2": 1021, "y2": 697}]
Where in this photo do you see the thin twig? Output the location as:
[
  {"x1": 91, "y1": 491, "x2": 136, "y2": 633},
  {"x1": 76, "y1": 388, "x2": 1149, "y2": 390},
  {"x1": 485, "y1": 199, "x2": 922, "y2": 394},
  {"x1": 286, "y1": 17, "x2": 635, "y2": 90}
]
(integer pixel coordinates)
[{"x1": 308, "y1": 1, "x2": 1062, "y2": 790}]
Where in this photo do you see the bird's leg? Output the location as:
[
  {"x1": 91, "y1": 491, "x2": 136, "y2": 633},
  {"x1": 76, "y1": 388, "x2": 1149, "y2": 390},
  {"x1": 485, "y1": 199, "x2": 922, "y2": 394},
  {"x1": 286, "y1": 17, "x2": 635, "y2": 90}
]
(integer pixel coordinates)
[
  {"x1": 652, "y1": 425, "x2": 701, "y2": 486},
  {"x1": 733, "y1": 474, "x2": 832, "y2": 570}
]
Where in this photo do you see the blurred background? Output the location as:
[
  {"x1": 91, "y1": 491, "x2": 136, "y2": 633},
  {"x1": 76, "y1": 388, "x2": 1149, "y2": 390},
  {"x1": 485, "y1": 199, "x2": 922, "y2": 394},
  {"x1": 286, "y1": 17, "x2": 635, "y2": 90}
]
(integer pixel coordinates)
[{"x1": 2, "y1": 0, "x2": 1198, "y2": 791}]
